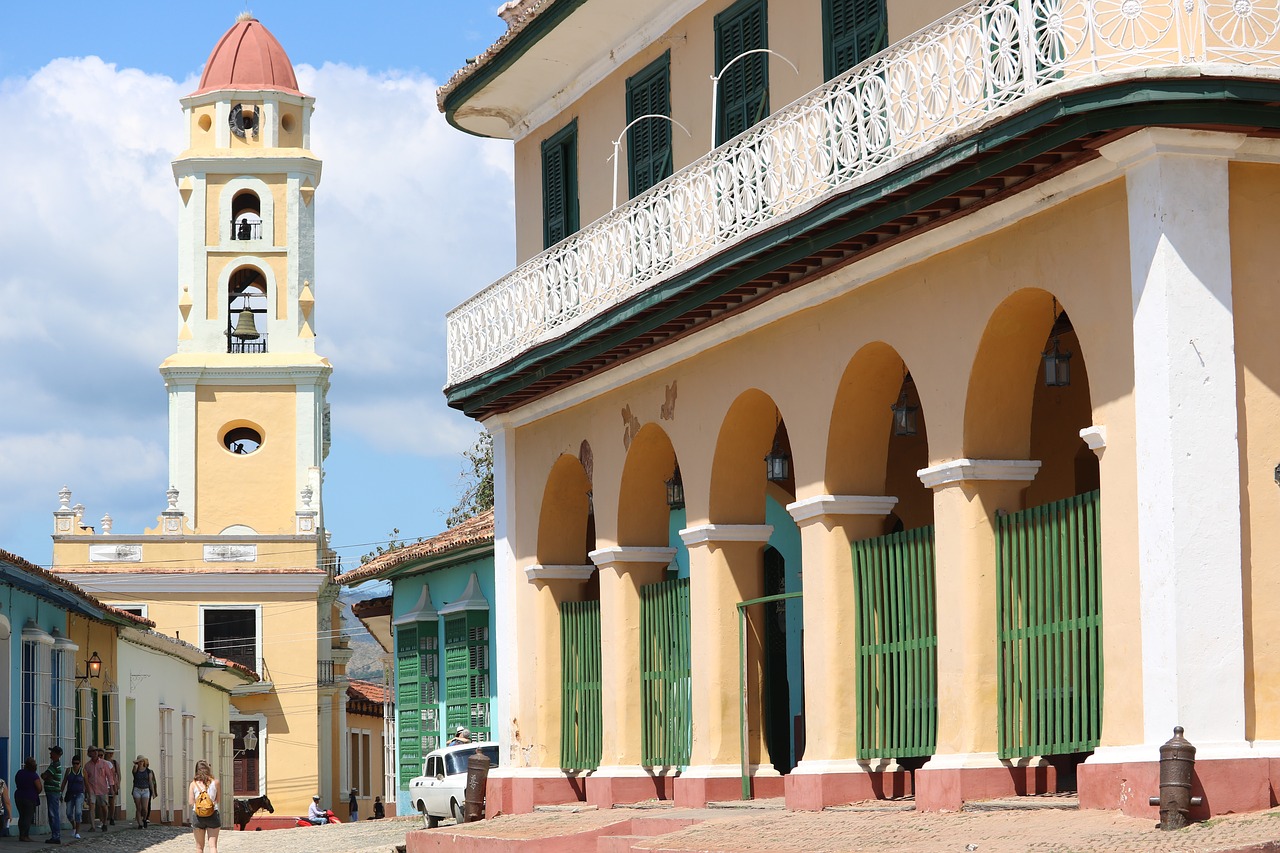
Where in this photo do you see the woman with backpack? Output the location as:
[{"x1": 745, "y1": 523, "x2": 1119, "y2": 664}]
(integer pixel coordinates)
[
  {"x1": 187, "y1": 760, "x2": 220, "y2": 853},
  {"x1": 62, "y1": 754, "x2": 88, "y2": 838}
]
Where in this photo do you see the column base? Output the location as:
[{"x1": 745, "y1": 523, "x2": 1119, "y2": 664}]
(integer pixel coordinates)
[
  {"x1": 785, "y1": 760, "x2": 912, "y2": 810},
  {"x1": 674, "y1": 765, "x2": 779, "y2": 807},
  {"x1": 1079, "y1": 754, "x2": 1272, "y2": 819},
  {"x1": 586, "y1": 767, "x2": 675, "y2": 808},
  {"x1": 496, "y1": 769, "x2": 588, "y2": 815},
  {"x1": 915, "y1": 755, "x2": 1055, "y2": 812}
]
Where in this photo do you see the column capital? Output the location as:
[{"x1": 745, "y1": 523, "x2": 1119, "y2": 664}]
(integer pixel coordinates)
[
  {"x1": 786, "y1": 495, "x2": 898, "y2": 525},
  {"x1": 917, "y1": 458, "x2": 1040, "y2": 490},
  {"x1": 1079, "y1": 425, "x2": 1107, "y2": 458},
  {"x1": 1099, "y1": 127, "x2": 1247, "y2": 169},
  {"x1": 589, "y1": 546, "x2": 677, "y2": 567},
  {"x1": 524, "y1": 564, "x2": 594, "y2": 582},
  {"x1": 679, "y1": 524, "x2": 773, "y2": 548}
]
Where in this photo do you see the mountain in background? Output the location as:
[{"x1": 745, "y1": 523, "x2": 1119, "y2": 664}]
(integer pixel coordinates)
[{"x1": 339, "y1": 584, "x2": 389, "y2": 684}]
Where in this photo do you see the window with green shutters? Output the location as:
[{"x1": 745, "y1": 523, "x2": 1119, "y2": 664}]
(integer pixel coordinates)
[
  {"x1": 444, "y1": 611, "x2": 490, "y2": 740},
  {"x1": 541, "y1": 120, "x2": 580, "y2": 248},
  {"x1": 823, "y1": 0, "x2": 887, "y2": 80},
  {"x1": 626, "y1": 52, "x2": 673, "y2": 198},
  {"x1": 395, "y1": 622, "x2": 439, "y2": 786},
  {"x1": 715, "y1": 0, "x2": 769, "y2": 145}
]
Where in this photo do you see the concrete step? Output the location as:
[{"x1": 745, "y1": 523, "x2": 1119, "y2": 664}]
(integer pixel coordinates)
[
  {"x1": 706, "y1": 797, "x2": 786, "y2": 810},
  {"x1": 963, "y1": 795, "x2": 1080, "y2": 812}
]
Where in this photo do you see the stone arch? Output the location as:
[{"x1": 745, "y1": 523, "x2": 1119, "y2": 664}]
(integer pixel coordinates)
[
  {"x1": 617, "y1": 423, "x2": 678, "y2": 547},
  {"x1": 709, "y1": 389, "x2": 787, "y2": 525},
  {"x1": 218, "y1": 175, "x2": 276, "y2": 245},
  {"x1": 537, "y1": 453, "x2": 593, "y2": 566}
]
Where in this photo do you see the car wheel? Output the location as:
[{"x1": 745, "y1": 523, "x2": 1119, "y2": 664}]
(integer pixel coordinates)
[
  {"x1": 451, "y1": 799, "x2": 464, "y2": 824},
  {"x1": 427, "y1": 813, "x2": 440, "y2": 829}
]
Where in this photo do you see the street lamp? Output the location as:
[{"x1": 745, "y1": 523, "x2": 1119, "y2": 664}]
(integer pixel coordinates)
[
  {"x1": 609, "y1": 114, "x2": 692, "y2": 209},
  {"x1": 710, "y1": 48, "x2": 799, "y2": 148},
  {"x1": 76, "y1": 651, "x2": 102, "y2": 683}
]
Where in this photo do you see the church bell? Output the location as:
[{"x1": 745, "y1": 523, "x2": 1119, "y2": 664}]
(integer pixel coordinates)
[{"x1": 231, "y1": 308, "x2": 261, "y2": 340}]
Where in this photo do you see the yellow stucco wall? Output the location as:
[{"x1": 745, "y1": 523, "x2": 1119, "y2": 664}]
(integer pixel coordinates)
[
  {"x1": 1229, "y1": 162, "x2": 1280, "y2": 741},
  {"x1": 504, "y1": 178, "x2": 1147, "y2": 761}
]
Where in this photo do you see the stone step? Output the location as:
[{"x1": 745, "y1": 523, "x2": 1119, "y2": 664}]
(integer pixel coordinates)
[
  {"x1": 963, "y1": 795, "x2": 1080, "y2": 812},
  {"x1": 706, "y1": 797, "x2": 786, "y2": 810}
]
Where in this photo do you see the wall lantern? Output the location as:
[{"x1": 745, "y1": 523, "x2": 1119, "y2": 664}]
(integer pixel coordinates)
[
  {"x1": 243, "y1": 726, "x2": 258, "y2": 752},
  {"x1": 1042, "y1": 298, "x2": 1073, "y2": 387},
  {"x1": 891, "y1": 373, "x2": 919, "y2": 437},
  {"x1": 764, "y1": 416, "x2": 791, "y2": 483},
  {"x1": 665, "y1": 464, "x2": 685, "y2": 510},
  {"x1": 77, "y1": 651, "x2": 102, "y2": 681}
]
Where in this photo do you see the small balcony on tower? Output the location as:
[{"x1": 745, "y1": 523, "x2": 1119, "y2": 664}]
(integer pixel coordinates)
[{"x1": 230, "y1": 190, "x2": 264, "y2": 242}]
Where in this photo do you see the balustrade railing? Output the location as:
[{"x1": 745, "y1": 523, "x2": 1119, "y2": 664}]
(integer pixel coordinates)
[{"x1": 446, "y1": 0, "x2": 1280, "y2": 385}]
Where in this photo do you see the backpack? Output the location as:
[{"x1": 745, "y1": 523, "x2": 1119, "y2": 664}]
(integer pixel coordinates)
[{"x1": 194, "y1": 783, "x2": 216, "y2": 818}]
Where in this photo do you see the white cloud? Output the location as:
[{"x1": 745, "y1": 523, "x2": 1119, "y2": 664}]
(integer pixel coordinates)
[{"x1": 0, "y1": 56, "x2": 514, "y2": 560}]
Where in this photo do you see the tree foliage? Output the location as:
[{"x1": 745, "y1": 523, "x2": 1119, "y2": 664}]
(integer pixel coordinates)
[
  {"x1": 446, "y1": 431, "x2": 494, "y2": 527},
  {"x1": 359, "y1": 527, "x2": 424, "y2": 565}
]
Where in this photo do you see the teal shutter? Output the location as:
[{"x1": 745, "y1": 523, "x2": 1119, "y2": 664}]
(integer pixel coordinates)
[
  {"x1": 626, "y1": 53, "x2": 673, "y2": 198},
  {"x1": 714, "y1": 0, "x2": 769, "y2": 145},
  {"x1": 542, "y1": 121, "x2": 580, "y2": 248},
  {"x1": 824, "y1": 0, "x2": 886, "y2": 80},
  {"x1": 444, "y1": 611, "x2": 491, "y2": 740}
]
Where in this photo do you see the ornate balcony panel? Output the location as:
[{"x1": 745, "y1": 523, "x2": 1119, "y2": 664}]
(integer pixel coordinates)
[{"x1": 446, "y1": 0, "x2": 1280, "y2": 386}]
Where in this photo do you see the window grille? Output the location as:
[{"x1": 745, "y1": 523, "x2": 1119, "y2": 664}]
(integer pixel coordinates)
[
  {"x1": 218, "y1": 734, "x2": 234, "y2": 819},
  {"x1": 75, "y1": 684, "x2": 91, "y2": 758},
  {"x1": 159, "y1": 708, "x2": 174, "y2": 823},
  {"x1": 103, "y1": 690, "x2": 119, "y2": 754},
  {"x1": 182, "y1": 714, "x2": 195, "y2": 824}
]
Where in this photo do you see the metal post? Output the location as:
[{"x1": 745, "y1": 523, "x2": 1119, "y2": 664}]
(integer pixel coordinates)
[
  {"x1": 609, "y1": 114, "x2": 691, "y2": 208},
  {"x1": 710, "y1": 49, "x2": 799, "y2": 149}
]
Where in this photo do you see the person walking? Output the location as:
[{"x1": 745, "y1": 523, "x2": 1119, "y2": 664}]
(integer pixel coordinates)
[
  {"x1": 83, "y1": 746, "x2": 113, "y2": 832},
  {"x1": 131, "y1": 756, "x2": 156, "y2": 828},
  {"x1": 103, "y1": 749, "x2": 120, "y2": 826},
  {"x1": 188, "y1": 761, "x2": 220, "y2": 853},
  {"x1": 348, "y1": 788, "x2": 358, "y2": 822},
  {"x1": 0, "y1": 775, "x2": 14, "y2": 836},
  {"x1": 42, "y1": 745, "x2": 64, "y2": 845},
  {"x1": 61, "y1": 755, "x2": 86, "y2": 839},
  {"x1": 13, "y1": 756, "x2": 43, "y2": 842}
]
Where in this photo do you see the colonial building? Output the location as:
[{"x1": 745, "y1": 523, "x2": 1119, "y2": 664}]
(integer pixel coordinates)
[
  {"x1": 439, "y1": 0, "x2": 1280, "y2": 818},
  {"x1": 51, "y1": 14, "x2": 348, "y2": 822}
]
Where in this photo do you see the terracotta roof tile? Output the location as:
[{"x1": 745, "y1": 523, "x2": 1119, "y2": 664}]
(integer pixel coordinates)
[
  {"x1": 436, "y1": 0, "x2": 558, "y2": 112},
  {"x1": 351, "y1": 596, "x2": 392, "y2": 619},
  {"x1": 347, "y1": 679, "x2": 389, "y2": 704},
  {"x1": 338, "y1": 509, "x2": 494, "y2": 586},
  {"x1": 0, "y1": 547, "x2": 155, "y2": 627}
]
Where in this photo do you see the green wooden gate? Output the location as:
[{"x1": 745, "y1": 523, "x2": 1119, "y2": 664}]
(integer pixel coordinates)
[
  {"x1": 640, "y1": 577, "x2": 691, "y2": 767},
  {"x1": 852, "y1": 526, "x2": 937, "y2": 759},
  {"x1": 560, "y1": 599, "x2": 602, "y2": 770},
  {"x1": 996, "y1": 490, "x2": 1102, "y2": 758}
]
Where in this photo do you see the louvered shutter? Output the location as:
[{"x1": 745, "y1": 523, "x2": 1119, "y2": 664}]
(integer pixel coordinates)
[
  {"x1": 542, "y1": 122, "x2": 579, "y2": 248},
  {"x1": 626, "y1": 53, "x2": 672, "y2": 197},
  {"x1": 825, "y1": 0, "x2": 885, "y2": 79},
  {"x1": 715, "y1": 0, "x2": 768, "y2": 145}
]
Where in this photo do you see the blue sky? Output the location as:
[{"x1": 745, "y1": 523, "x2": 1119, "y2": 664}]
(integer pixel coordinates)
[{"x1": 0, "y1": 2, "x2": 516, "y2": 569}]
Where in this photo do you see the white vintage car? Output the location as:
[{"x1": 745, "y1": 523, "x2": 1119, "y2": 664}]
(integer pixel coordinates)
[{"x1": 409, "y1": 741, "x2": 500, "y2": 827}]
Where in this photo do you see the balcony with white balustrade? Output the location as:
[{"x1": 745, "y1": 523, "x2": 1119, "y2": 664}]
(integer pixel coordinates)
[{"x1": 445, "y1": 0, "x2": 1280, "y2": 416}]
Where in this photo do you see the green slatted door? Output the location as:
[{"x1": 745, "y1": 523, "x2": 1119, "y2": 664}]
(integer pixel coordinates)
[
  {"x1": 715, "y1": 0, "x2": 769, "y2": 144},
  {"x1": 996, "y1": 491, "x2": 1102, "y2": 758},
  {"x1": 396, "y1": 625, "x2": 422, "y2": 785},
  {"x1": 824, "y1": 0, "x2": 886, "y2": 79},
  {"x1": 852, "y1": 526, "x2": 938, "y2": 759},
  {"x1": 444, "y1": 611, "x2": 491, "y2": 741},
  {"x1": 626, "y1": 53, "x2": 673, "y2": 198},
  {"x1": 560, "y1": 600, "x2": 602, "y2": 771},
  {"x1": 640, "y1": 577, "x2": 691, "y2": 767},
  {"x1": 542, "y1": 121, "x2": 580, "y2": 248}
]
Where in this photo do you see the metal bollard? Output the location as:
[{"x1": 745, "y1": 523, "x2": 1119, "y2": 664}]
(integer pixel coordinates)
[
  {"x1": 1148, "y1": 726, "x2": 1204, "y2": 830},
  {"x1": 463, "y1": 750, "x2": 491, "y2": 824}
]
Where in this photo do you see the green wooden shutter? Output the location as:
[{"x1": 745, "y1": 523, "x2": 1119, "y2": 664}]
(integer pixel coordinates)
[
  {"x1": 396, "y1": 625, "x2": 422, "y2": 786},
  {"x1": 542, "y1": 121, "x2": 580, "y2": 248},
  {"x1": 824, "y1": 0, "x2": 886, "y2": 79},
  {"x1": 91, "y1": 688, "x2": 99, "y2": 747},
  {"x1": 715, "y1": 0, "x2": 769, "y2": 145},
  {"x1": 626, "y1": 53, "x2": 673, "y2": 198},
  {"x1": 444, "y1": 611, "x2": 490, "y2": 740}
]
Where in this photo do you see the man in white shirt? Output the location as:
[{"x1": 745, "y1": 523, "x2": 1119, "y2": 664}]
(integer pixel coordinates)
[{"x1": 307, "y1": 795, "x2": 327, "y2": 825}]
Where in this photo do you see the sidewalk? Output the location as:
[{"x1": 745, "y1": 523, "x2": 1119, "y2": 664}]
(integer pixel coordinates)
[{"x1": 406, "y1": 799, "x2": 1280, "y2": 853}]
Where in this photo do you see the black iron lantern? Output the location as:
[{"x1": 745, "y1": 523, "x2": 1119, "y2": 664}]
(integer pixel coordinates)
[
  {"x1": 78, "y1": 651, "x2": 102, "y2": 681},
  {"x1": 764, "y1": 416, "x2": 790, "y2": 483},
  {"x1": 1042, "y1": 336, "x2": 1072, "y2": 387},
  {"x1": 891, "y1": 374, "x2": 918, "y2": 437},
  {"x1": 665, "y1": 465, "x2": 685, "y2": 510}
]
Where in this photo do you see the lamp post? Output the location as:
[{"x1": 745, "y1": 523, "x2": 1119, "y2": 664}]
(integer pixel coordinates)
[
  {"x1": 710, "y1": 48, "x2": 799, "y2": 148},
  {"x1": 609, "y1": 114, "x2": 692, "y2": 209}
]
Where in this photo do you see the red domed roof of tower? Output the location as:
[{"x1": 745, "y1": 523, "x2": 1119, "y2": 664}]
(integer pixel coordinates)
[{"x1": 191, "y1": 15, "x2": 303, "y2": 97}]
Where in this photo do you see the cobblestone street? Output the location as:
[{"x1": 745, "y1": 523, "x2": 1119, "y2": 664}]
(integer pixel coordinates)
[{"x1": 0, "y1": 818, "x2": 418, "y2": 853}]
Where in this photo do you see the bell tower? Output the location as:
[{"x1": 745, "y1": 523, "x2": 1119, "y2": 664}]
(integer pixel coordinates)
[{"x1": 162, "y1": 12, "x2": 331, "y2": 535}]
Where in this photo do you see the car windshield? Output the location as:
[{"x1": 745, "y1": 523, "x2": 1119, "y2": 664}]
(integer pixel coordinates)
[{"x1": 445, "y1": 745, "x2": 499, "y2": 776}]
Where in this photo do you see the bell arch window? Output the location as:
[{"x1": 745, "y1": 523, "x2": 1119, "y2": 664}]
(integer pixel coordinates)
[
  {"x1": 227, "y1": 266, "x2": 268, "y2": 354},
  {"x1": 231, "y1": 190, "x2": 263, "y2": 241}
]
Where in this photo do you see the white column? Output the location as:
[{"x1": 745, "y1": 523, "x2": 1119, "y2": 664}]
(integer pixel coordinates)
[
  {"x1": 487, "y1": 417, "x2": 519, "y2": 766},
  {"x1": 1102, "y1": 128, "x2": 1248, "y2": 756}
]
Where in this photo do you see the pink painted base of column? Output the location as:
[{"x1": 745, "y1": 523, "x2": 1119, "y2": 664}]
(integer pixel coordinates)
[
  {"x1": 586, "y1": 773, "x2": 674, "y2": 808},
  {"x1": 505, "y1": 774, "x2": 588, "y2": 814},
  {"x1": 915, "y1": 764, "x2": 1056, "y2": 812},
  {"x1": 485, "y1": 774, "x2": 514, "y2": 816},
  {"x1": 674, "y1": 774, "x2": 784, "y2": 808},
  {"x1": 785, "y1": 770, "x2": 913, "y2": 811},
  {"x1": 1078, "y1": 757, "x2": 1273, "y2": 819}
]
